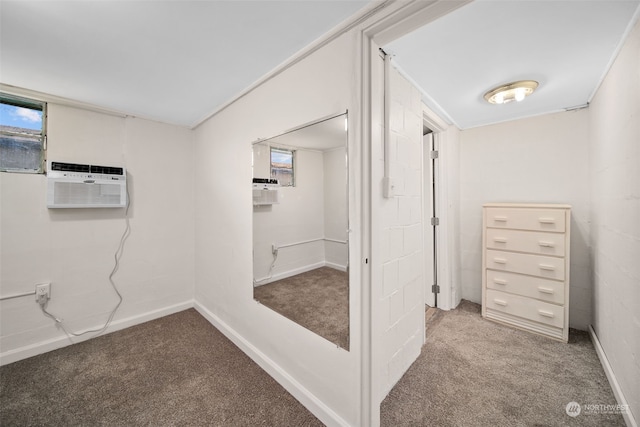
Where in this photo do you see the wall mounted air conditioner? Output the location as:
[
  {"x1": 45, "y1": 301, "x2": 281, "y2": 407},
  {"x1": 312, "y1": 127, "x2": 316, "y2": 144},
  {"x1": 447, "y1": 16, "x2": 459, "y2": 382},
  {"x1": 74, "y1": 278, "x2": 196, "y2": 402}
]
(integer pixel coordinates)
[
  {"x1": 253, "y1": 178, "x2": 279, "y2": 206},
  {"x1": 46, "y1": 161, "x2": 127, "y2": 208}
]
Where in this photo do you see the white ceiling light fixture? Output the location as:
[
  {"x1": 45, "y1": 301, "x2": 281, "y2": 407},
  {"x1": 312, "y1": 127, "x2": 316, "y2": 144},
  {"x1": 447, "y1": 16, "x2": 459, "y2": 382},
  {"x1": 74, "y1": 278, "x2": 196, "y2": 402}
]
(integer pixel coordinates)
[{"x1": 484, "y1": 80, "x2": 539, "y2": 105}]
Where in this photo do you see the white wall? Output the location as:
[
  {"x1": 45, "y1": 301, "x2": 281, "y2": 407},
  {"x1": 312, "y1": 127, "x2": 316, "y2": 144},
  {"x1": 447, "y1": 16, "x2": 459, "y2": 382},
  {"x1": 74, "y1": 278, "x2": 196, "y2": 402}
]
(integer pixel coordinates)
[
  {"x1": 375, "y1": 63, "x2": 425, "y2": 401},
  {"x1": 194, "y1": 32, "x2": 362, "y2": 426},
  {"x1": 0, "y1": 104, "x2": 195, "y2": 364},
  {"x1": 589, "y1": 19, "x2": 639, "y2": 423},
  {"x1": 323, "y1": 147, "x2": 348, "y2": 269},
  {"x1": 253, "y1": 147, "x2": 325, "y2": 282},
  {"x1": 459, "y1": 109, "x2": 592, "y2": 329}
]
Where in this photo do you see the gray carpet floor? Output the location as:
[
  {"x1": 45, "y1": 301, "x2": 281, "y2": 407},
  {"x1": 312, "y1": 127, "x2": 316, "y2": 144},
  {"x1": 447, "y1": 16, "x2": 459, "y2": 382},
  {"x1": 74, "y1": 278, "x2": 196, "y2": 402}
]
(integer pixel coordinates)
[
  {"x1": 381, "y1": 300, "x2": 625, "y2": 427},
  {"x1": 0, "y1": 309, "x2": 322, "y2": 427},
  {"x1": 254, "y1": 266, "x2": 349, "y2": 350},
  {"x1": 1, "y1": 301, "x2": 624, "y2": 426}
]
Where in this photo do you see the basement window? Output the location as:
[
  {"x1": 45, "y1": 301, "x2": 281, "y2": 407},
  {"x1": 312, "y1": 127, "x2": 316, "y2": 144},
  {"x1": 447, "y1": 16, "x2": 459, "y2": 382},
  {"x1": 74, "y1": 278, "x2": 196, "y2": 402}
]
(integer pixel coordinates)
[
  {"x1": 270, "y1": 147, "x2": 295, "y2": 187},
  {"x1": 0, "y1": 93, "x2": 47, "y2": 173}
]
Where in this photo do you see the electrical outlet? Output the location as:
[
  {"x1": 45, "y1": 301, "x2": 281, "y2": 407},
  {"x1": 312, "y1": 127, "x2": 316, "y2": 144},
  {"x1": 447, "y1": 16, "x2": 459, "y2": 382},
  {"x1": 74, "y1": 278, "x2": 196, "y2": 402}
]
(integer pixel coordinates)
[
  {"x1": 35, "y1": 283, "x2": 51, "y2": 302},
  {"x1": 272, "y1": 244, "x2": 278, "y2": 254}
]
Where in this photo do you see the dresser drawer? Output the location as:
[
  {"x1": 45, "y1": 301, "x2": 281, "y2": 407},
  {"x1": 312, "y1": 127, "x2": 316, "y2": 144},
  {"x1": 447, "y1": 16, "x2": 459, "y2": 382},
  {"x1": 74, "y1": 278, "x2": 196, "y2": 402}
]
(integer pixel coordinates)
[
  {"x1": 485, "y1": 207, "x2": 565, "y2": 232},
  {"x1": 486, "y1": 249, "x2": 565, "y2": 280},
  {"x1": 486, "y1": 289, "x2": 564, "y2": 328},
  {"x1": 486, "y1": 270, "x2": 565, "y2": 304},
  {"x1": 486, "y1": 228, "x2": 566, "y2": 257}
]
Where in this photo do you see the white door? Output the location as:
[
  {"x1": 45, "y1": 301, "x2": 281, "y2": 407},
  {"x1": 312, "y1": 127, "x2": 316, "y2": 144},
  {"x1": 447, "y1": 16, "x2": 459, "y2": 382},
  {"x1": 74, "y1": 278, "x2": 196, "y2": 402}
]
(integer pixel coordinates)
[{"x1": 423, "y1": 132, "x2": 437, "y2": 307}]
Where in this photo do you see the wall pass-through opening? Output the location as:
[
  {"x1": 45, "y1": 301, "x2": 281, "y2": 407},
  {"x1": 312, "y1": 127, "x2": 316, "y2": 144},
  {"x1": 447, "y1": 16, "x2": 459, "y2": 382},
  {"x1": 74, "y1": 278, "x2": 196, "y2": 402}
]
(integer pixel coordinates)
[{"x1": 423, "y1": 129, "x2": 438, "y2": 307}]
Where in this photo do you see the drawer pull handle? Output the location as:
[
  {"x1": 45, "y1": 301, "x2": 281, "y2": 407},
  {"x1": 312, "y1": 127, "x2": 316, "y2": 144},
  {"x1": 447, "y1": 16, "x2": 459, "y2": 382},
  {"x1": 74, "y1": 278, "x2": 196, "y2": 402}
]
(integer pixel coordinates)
[
  {"x1": 538, "y1": 217, "x2": 556, "y2": 224},
  {"x1": 538, "y1": 310, "x2": 555, "y2": 318},
  {"x1": 539, "y1": 264, "x2": 556, "y2": 271},
  {"x1": 493, "y1": 299, "x2": 507, "y2": 306},
  {"x1": 537, "y1": 287, "x2": 554, "y2": 294},
  {"x1": 493, "y1": 237, "x2": 508, "y2": 243},
  {"x1": 494, "y1": 278, "x2": 508, "y2": 285},
  {"x1": 493, "y1": 258, "x2": 507, "y2": 264},
  {"x1": 538, "y1": 241, "x2": 555, "y2": 247},
  {"x1": 493, "y1": 216, "x2": 508, "y2": 222}
]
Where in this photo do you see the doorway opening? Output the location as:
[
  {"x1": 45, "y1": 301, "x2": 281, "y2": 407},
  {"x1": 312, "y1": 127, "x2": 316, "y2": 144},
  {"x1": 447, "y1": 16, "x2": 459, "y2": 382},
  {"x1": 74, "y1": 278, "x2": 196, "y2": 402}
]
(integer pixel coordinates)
[{"x1": 423, "y1": 127, "x2": 438, "y2": 308}]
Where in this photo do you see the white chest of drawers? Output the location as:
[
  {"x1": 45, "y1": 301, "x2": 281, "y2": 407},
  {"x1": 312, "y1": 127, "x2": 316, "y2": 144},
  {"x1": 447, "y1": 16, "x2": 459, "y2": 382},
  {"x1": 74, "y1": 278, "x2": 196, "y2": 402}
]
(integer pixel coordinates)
[{"x1": 482, "y1": 203, "x2": 571, "y2": 342}]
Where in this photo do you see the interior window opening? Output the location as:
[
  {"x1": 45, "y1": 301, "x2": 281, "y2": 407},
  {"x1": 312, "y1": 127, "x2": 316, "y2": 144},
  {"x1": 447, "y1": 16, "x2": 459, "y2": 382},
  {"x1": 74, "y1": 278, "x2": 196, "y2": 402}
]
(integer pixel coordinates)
[
  {"x1": 270, "y1": 147, "x2": 295, "y2": 187},
  {"x1": 0, "y1": 93, "x2": 47, "y2": 173}
]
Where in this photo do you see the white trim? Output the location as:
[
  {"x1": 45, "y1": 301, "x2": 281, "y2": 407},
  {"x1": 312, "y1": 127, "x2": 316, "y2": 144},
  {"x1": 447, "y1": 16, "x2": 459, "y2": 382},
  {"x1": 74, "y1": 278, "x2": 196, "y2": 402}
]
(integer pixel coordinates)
[
  {"x1": 192, "y1": 0, "x2": 393, "y2": 130},
  {"x1": 325, "y1": 238, "x2": 348, "y2": 245},
  {"x1": 433, "y1": 129, "x2": 451, "y2": 310},
  {"x1": 357, "y1": 2, "x2": 471, "y2": 424},
  {"x1": 420, "y1": 103, "x2": 462, "y2": 311},
  {"x1": 423, "y1": 132, "x2": 436, "y2": 308},
  {"x1": 382, "y1": 53, "x2": 392, "y2": 197},
  {"x1": 193, "y1": 301, "x2": 351, "y2": 427},
  {"x1": 254, "y1": 260, "x2": 348, "y2": 286},
  {"x1": 422, "y1": 101, "x2": 450, "y2": 134},
  {"x1": 589, "y1": 325, "x2": 637, "y2": 427},
  {"x1": 459, "y1": 106, "x2": 589, "y2": 131},
  {"x1": 369, "y1": 0, "x2": 472, "y2": 47},
  {"x1": 0, "y1": 300, "x2": 194, "y2": 366},
  {"x1": 0, "y1": 83, "x2": 199, "y2": 129},
  {"x1": 324, "y1": 261, "x2": 348, "y2": 272},
  {"x1": 255, "y1": 261, "x2": 326, "y2": 286},
  {"x1": 357, "y1": 30, "x2": 376, "y2": 427},
  {"x1": 587, "y1": 7, "x2": 640, "y2": 103},
  {"x1": 0, "y1": 83, "x2": 127, "y2": 119},
  {"x1": 392, "y1": 60, "x2": 457, "y2": 128}
]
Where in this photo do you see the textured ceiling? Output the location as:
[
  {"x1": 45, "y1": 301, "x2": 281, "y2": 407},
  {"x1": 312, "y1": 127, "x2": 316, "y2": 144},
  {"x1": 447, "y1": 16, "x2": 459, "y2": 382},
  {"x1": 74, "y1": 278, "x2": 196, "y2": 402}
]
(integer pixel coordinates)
[
  {"x1": 2, "y1": 1, "x2": 638, "y2": 130},
  {"x1": 0, "y1": 0, "x2": 370, "y2": 128},
  {"x1": 384, "y1": 0, "x2": 640, "y2": 129}
]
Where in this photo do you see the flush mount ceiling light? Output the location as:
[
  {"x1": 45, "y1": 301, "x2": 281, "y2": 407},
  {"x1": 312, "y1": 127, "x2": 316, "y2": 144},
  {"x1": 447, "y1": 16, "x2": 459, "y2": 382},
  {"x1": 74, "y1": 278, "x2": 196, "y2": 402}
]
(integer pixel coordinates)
[{"x1": 484, "y1": 80, "x2": 539, "y2": 104}]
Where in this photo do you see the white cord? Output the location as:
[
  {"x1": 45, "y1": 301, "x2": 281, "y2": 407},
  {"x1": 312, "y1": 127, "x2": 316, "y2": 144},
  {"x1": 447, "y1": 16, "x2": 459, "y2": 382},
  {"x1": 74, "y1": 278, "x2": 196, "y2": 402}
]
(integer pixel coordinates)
[
  {"x1": 41, "y1": 181, "x2": 131, "y2": 337},
  {"x1": 253, "y1": 248, "x2": 278, "y2": 287}
]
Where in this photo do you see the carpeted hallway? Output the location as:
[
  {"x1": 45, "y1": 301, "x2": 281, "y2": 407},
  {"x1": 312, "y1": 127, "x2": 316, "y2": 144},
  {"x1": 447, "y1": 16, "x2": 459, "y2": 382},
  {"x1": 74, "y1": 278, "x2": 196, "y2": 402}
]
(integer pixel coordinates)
[
  {"x1": 0, "y1": 302, "x2": 625, "y2": 426},
  {"x1": 381, "y1": 300, "x2": 625, "y2": 426}
]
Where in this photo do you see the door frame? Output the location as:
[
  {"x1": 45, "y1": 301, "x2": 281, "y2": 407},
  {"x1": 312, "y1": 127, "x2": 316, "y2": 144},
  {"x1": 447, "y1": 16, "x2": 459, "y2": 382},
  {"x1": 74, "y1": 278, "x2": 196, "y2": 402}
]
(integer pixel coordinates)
[
  {"x1": 359, "y1": 1, "x2": 470, "y2": 425},
  {"x1": 423, "y1": 132, "x2": 436, "y2": 307},
  {"x1": 424, "y1": 104, "x2": 460, "y2": 311}
]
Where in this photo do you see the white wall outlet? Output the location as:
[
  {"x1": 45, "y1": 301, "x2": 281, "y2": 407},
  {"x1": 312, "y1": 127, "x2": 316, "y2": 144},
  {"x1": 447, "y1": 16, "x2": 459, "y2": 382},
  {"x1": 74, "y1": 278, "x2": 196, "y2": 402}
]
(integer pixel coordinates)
[
  {"x1": 272, "y1": 244, "x2": 278, "y2": 254},
  {"x1": 35, "y1": 283, "x2": 51, "y2": 302}
]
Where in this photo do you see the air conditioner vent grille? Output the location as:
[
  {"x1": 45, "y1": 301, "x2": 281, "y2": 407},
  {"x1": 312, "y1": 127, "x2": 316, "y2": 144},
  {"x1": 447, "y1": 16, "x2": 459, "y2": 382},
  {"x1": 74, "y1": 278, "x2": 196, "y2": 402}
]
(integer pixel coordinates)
[
  {"x1": 51, "y1": 162, "x2": 90, "y2": 173},
  {"x1": 51, "y1": 161, "x2": 124, "y2": 176},
  {"x1": 91, "y1": 165, "x2": 124, "y2": 175}
]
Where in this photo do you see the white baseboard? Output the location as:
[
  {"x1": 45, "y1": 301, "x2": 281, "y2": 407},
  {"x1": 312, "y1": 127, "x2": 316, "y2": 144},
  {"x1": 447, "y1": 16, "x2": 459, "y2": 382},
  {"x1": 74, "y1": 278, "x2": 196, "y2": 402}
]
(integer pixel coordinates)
[
  {"x1": 0, "y1": 300, "x2": 194, "y2": 366},
  {"x1": 194, "y1": 301, "x2": 349, "y2": 427},
  {"x1": 254, "y1": 261, "x2": 325, "y2": 286},
  {"x1": 589, "y1": 325, "x2": 637, "y2": 427},
  {"x1": 254, "y1": 261, "x2": 348, "y2": 286},
  {"x1": 325, "y1": 261, "x2": 348, "y2": 272}
]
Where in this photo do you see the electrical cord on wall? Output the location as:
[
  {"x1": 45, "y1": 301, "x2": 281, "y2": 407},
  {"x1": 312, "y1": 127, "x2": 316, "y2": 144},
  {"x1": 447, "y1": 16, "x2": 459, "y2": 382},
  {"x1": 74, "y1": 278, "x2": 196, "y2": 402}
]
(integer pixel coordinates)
[
  {"x1": 40, "y1": 182, "x2": 131, "y2": 337},
  {"x1": 253, "y1": 247, "x2": 278, "y2": 287}
]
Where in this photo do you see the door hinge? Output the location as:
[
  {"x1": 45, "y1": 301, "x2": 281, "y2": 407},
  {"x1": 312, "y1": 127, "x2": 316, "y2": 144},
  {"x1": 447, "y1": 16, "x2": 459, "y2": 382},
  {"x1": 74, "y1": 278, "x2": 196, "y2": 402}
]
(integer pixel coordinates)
[
  {"x1": 432, "y1": 284, "x2": 440, "y2": 294},
  {"x1": 430, "y1": 150, "x2": 439, "y2": 159},
  {"x1": 431, "y1": 217, "x2": 440, "y2": 226}
]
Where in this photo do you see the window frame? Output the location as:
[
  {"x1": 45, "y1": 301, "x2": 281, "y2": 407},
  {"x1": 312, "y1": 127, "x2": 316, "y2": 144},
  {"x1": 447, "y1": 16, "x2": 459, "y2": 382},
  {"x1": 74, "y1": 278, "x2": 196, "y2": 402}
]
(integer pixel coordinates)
[
  {"x1": 270, "y1": 146, "x2": 295, "y2": 187},
  {"x1": 0, "y1": 93, "x2": 47, "y2": 174}
]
